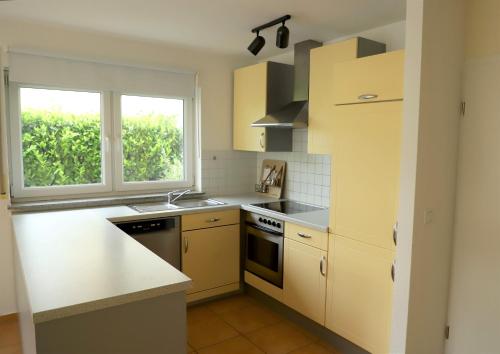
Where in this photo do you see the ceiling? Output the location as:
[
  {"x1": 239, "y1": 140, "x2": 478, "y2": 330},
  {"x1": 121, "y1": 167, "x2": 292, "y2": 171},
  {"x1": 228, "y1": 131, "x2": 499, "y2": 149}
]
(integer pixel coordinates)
[{"x1": 0, "y1": 0, "x2": 406, "y2": 57}]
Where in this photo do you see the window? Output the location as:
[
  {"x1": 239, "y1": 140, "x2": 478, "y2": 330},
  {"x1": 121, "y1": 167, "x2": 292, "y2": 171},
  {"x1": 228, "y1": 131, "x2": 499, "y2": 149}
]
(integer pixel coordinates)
[
  {"x1": 114, "y1": 94, "x2": 192, "y2": 191},
  {"x1": 20, "y1": 88, "x2": 103, "y2": 187},
  {"x1": 9, "y1": 85, "x2": 194, "y2": 198}
]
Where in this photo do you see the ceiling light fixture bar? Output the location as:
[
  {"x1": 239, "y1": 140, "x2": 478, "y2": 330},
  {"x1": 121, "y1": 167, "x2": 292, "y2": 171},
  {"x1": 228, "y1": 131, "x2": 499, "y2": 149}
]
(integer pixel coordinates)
[{"x1": 251, "y1": 14, "x2": 291, "y2": 33}]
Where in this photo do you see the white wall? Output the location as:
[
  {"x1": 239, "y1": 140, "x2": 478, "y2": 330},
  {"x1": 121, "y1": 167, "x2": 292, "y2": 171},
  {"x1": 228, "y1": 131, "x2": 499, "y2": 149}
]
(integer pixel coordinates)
[
  {"x1": 0, "y1": 16, "x2": 250, "y2": 151},
  {"x1": 446, "y1": 1, "x2": 500, "y2": 353},
  {"x1": 266, "y1": 21, "x2": 406, "y2": 65},
  {"x1": 0, "y1": 16, "x2": 251, "y2": 315},
  {"x1": 391, "y1": 0, "x2": 465, "y2": 353}
]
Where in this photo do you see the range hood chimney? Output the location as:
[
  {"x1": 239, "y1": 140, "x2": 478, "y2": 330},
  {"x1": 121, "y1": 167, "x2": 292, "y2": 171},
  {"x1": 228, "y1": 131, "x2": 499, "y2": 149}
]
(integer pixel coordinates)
[{"x1": 252, "y1": 40, "x2": 322, "y2": 128}]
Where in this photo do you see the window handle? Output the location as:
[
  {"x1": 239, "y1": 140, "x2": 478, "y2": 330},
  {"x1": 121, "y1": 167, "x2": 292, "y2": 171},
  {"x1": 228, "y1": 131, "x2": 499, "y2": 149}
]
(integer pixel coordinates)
[{"x1": 104, "y1": 136, "x2": 111, "y2": 153}]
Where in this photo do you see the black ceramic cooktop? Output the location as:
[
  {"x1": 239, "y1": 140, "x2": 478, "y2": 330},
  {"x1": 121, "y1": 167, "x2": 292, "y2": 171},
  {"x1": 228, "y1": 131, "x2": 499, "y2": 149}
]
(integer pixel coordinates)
[{"x1": 250, "y1": 201, "x2": 323, "y2": 215}]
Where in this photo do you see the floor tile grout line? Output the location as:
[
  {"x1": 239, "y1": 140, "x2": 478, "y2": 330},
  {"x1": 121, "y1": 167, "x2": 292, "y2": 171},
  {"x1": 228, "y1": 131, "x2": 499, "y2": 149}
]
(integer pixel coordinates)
[
  {"x1": 192, "y1": 334, "x2": 256, "y2": 353},
  {"x1": 188, "y1": 295, "x2": 342, "y2": 354}
]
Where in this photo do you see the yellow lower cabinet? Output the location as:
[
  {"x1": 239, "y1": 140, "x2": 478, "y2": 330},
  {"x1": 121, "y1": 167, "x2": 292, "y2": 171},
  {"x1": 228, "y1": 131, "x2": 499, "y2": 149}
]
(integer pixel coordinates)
[
  {"x1": 283, "y1": 238, "x2": 327, "y2": 325},
  {"x1": 182, "y1": 224, "x2": 240, "y2": 295},
  {"x1": 326, "y1": 234, "x2": 394, "y2": 354}
]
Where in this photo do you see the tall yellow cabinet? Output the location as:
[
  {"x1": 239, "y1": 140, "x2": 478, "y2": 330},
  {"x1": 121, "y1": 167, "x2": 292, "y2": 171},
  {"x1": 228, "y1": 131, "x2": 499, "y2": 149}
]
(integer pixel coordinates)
[
  {"x1": 308, "y1": 37, "x2": 386, "y2": 154},
  {"x1": 325, "y1": 50, "x2": 405, "y2": 354}
]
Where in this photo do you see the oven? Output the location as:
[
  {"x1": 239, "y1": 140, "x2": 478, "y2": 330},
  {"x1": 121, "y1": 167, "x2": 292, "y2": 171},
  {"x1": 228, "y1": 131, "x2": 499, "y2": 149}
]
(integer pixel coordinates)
[{"x1": 244, "y1": 212, "x2": 284, "y2": 288}]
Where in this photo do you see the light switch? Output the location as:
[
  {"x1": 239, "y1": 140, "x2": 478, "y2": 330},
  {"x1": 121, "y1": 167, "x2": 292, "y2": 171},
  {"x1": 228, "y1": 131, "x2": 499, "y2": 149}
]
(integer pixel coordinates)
[{"x1": 424, "y1": 209, "x2": 434, "y2": 224}]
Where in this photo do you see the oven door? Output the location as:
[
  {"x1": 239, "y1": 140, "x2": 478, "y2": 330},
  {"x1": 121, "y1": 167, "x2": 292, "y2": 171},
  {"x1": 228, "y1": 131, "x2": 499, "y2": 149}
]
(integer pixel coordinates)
[{"x1": 245, "y1": 223, "x2": 283, "y2": 288}]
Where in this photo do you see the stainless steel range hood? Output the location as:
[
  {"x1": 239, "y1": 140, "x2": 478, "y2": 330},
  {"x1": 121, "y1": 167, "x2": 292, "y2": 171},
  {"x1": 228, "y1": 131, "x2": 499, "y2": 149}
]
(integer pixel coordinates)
[{"x1": 252, "y1": 40, "x2": 322, "y2": 128}]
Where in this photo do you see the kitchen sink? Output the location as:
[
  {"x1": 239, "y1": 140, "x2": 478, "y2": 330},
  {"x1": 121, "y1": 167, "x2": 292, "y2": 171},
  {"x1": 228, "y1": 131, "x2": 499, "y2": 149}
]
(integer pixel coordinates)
[
  {"x1": 128, "y1": 202, "x2": 180, "y2": 213},
  {"x1": 172, "y1": 199, "x2": 226, "y2": 208},
  {"x1": 129, "y1": 199, "x2": 225, "y2": 213}
]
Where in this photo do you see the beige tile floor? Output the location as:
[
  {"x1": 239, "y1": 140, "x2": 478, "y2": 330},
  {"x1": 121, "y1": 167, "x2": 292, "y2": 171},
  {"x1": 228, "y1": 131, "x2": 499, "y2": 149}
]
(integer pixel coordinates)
[
  {"x1": 0, "y1": 294, "x2": 342, "y2": 354},
  {"x1": 0, "y1": 315, "x2": 21, "y2": 354},
  {"x1": 188, "y1": 294, "x2": 342, "y2": 354}
]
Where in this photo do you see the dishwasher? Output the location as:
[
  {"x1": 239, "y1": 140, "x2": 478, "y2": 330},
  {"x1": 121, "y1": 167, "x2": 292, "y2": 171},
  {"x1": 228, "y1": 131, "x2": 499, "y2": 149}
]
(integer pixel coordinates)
[{"x1": 114, "y1": 217, "x2": 181, "y2": 270}]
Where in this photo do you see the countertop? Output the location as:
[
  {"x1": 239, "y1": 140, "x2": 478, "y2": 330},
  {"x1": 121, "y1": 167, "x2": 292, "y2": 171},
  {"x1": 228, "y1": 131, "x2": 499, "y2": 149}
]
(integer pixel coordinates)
[{"x1": 12, "y1": 193, "x2": 329, "y2": 324}]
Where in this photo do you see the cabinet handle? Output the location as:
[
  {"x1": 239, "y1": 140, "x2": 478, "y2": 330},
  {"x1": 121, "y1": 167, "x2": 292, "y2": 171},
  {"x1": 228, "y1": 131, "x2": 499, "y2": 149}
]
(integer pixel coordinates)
[
  {"x1": 358, "y1": 94, "x2": 378, "y2": 100},
  {"x1": 184, "y1": 236, "x2": 189, "y2": 253},
  {"x1": 297, "y1": 232, "x2": 312, "y2": 239},
  {"x1": 391, "y1": 262, "x2": 395, "y2": 282},
  {"x1": 206, "y1": 218, "x2": 220, "y2": 223},
  {"x1": 259, "y1": 132, "x2": 265, "y2": 149},
  {"x1": 320, "y1": 256, "x2": 326, "y2": 276},
  {"x1": 393, "y1": 222, "x2": 398, "y2": 246}
]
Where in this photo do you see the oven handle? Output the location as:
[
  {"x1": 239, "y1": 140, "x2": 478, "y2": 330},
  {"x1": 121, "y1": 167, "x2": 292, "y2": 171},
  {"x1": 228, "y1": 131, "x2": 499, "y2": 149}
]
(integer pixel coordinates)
[{"x1": 245, "y1": 222, "x2": 283, "y2": 236}]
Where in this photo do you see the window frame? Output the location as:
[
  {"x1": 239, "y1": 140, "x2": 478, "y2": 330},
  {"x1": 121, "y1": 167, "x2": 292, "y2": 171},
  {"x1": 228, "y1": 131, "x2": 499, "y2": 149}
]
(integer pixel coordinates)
[
  {"x1": 112, "y1": 92, "x2": 194, "y2": 192},
  {"x1": 8, "y1": 84, "x2": 195, "y2": 199},
  {"x1": 9, "y1": 83, "x2": 113, "y2": 198}
]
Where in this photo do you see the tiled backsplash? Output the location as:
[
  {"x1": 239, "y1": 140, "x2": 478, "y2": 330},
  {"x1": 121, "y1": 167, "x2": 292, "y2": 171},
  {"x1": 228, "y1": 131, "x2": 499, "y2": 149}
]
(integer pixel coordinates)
[
  {"x1": 201, "y1": 150, "x2": 257, "y2": 195},
  {"x1": 257, "y1": 129, "x2": 331, "y2": 207},
  {"x1": 201, "y1": 130, "x2": 331, "y2": 208}
]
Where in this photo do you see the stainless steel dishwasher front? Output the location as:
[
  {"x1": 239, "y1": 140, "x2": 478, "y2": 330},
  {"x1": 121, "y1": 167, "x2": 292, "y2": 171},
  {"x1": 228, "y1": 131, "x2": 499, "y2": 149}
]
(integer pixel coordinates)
[{"x1": 114, "y1": 217, "x2": 181, "y2": 269}]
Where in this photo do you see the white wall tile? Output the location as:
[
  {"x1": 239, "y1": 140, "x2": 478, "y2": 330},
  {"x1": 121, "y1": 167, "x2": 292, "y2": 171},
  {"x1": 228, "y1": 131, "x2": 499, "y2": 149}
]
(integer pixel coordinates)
[
  {"x1": 202, "y1": 131, "x2": 332, "y2": 207},
  {"x1": 201, "y1": 150, "x2": 257, "y2": 196},
  {"x1": 256, "y1": 129, "x2": 332, "y2": 207}
]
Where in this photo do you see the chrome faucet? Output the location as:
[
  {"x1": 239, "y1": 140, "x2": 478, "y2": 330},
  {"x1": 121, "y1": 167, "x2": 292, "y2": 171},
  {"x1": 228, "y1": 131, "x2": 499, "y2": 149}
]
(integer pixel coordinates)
[{"x1": 166, "y1": 189, "x2": 191, "y2": 204}]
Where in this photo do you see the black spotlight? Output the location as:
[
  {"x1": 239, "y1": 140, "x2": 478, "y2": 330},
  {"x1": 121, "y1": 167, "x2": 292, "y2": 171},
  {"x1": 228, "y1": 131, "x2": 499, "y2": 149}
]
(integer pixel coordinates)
[
  {"x1": 248, "y1": 31, "x2": 265, "y2": 56},
  {"x1": 276, "y1": 22, "x2": 289, "y2": 48}
]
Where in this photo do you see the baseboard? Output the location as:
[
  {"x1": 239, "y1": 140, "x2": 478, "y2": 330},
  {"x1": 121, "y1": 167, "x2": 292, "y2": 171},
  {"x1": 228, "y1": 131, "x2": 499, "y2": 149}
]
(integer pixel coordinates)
[
  {"x1": 244, "y1": 285, "x2": 369, "y2": 354},
  {"x1": 244, "y1": 271, "x2": 283, "y2": 302},
  {"x1": 186, "y1": 282, "x2": 241, "y2": 304},
  {"x1": 0, "y1": 312, "x2": 18, "y2": 323}
]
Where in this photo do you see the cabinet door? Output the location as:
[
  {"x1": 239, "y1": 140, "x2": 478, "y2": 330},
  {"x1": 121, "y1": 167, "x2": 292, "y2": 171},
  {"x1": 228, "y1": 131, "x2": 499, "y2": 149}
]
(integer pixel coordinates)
[
  {"x1": 283, "y1": 238, "x2": 327, "y2": 325},
  {"x1": 308, "y1": 38, "x2": 359, "y2": 154},
  {"x1": 326, "y1": 235, "x2": 394, "y2": 354},
  {"x1": 233, "y1": 62, "x2": 266, "y2": 152},
  {"x1": 330, "y1": 101, "x2": 402, "y2": 250},
  {"x1": 182, "y1": 224, "x2": 240, "y2": 294},
  {"x1": 332, "y1": 50, "x2": 404, "y2": 105}
]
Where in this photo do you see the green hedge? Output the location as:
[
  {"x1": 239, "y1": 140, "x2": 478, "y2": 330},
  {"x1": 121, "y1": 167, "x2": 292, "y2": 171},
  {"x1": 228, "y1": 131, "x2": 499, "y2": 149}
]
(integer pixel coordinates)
[{"x1": 21, "y1": 109, "x2": 183, "y2": 187}]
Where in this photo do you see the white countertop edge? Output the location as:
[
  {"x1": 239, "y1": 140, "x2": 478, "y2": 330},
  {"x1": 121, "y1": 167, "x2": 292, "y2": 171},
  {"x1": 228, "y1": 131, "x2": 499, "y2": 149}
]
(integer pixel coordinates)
[
  {"x1": 105, "y1": 203, "x2": 242, "y2": 223},
  {"x1": 241, "y1": 204, "x2": 330, "y2": 232},
  {"x1": 14, "y1": 194, "x2": 329, "y2": 324},
  {"x1": 32, "y1": 280, "x2": 192, "y2": 324}
]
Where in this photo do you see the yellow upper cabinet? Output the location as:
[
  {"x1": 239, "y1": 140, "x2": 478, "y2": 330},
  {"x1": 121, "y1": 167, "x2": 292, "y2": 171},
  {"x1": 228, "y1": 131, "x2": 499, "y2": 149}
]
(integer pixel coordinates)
[
  {"x1": 330, "y1": 101, "x2": 402, "y2": 250},
  {"x1": 233, "y1": 62, "x2": 293, "y2": 152},
  {"x1": 308, "y1": 37, "x2": 386, "y2": 154},
  {"x1": 332, "y1": 50, "x2": 405, "y2": 105}
]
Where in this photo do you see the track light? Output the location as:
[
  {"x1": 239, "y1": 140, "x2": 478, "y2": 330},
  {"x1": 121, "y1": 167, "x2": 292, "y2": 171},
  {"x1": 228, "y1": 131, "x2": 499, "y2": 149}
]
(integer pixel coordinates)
[
  {"x1": 276, "y1": 22, "x2": 289, "y2": 49},
  {"x1": 248, "y1": 15, "x2": 291, "y2": 55},
  {"x1": 248, "y1": 31, "x2": 266, "y2": 56}
]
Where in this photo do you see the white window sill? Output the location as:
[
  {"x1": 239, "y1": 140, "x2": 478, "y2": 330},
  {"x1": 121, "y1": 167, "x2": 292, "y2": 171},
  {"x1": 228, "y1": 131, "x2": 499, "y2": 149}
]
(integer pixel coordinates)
[{"x1": 10, "y1": 191, "x2": 206, "y2": 213}]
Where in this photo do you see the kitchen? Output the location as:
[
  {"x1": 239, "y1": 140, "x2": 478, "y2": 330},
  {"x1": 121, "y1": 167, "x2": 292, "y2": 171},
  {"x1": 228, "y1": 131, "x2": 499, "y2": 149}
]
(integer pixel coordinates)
[{"x1": 0, "y1": 1, "x2": 496, "y2": 354}]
